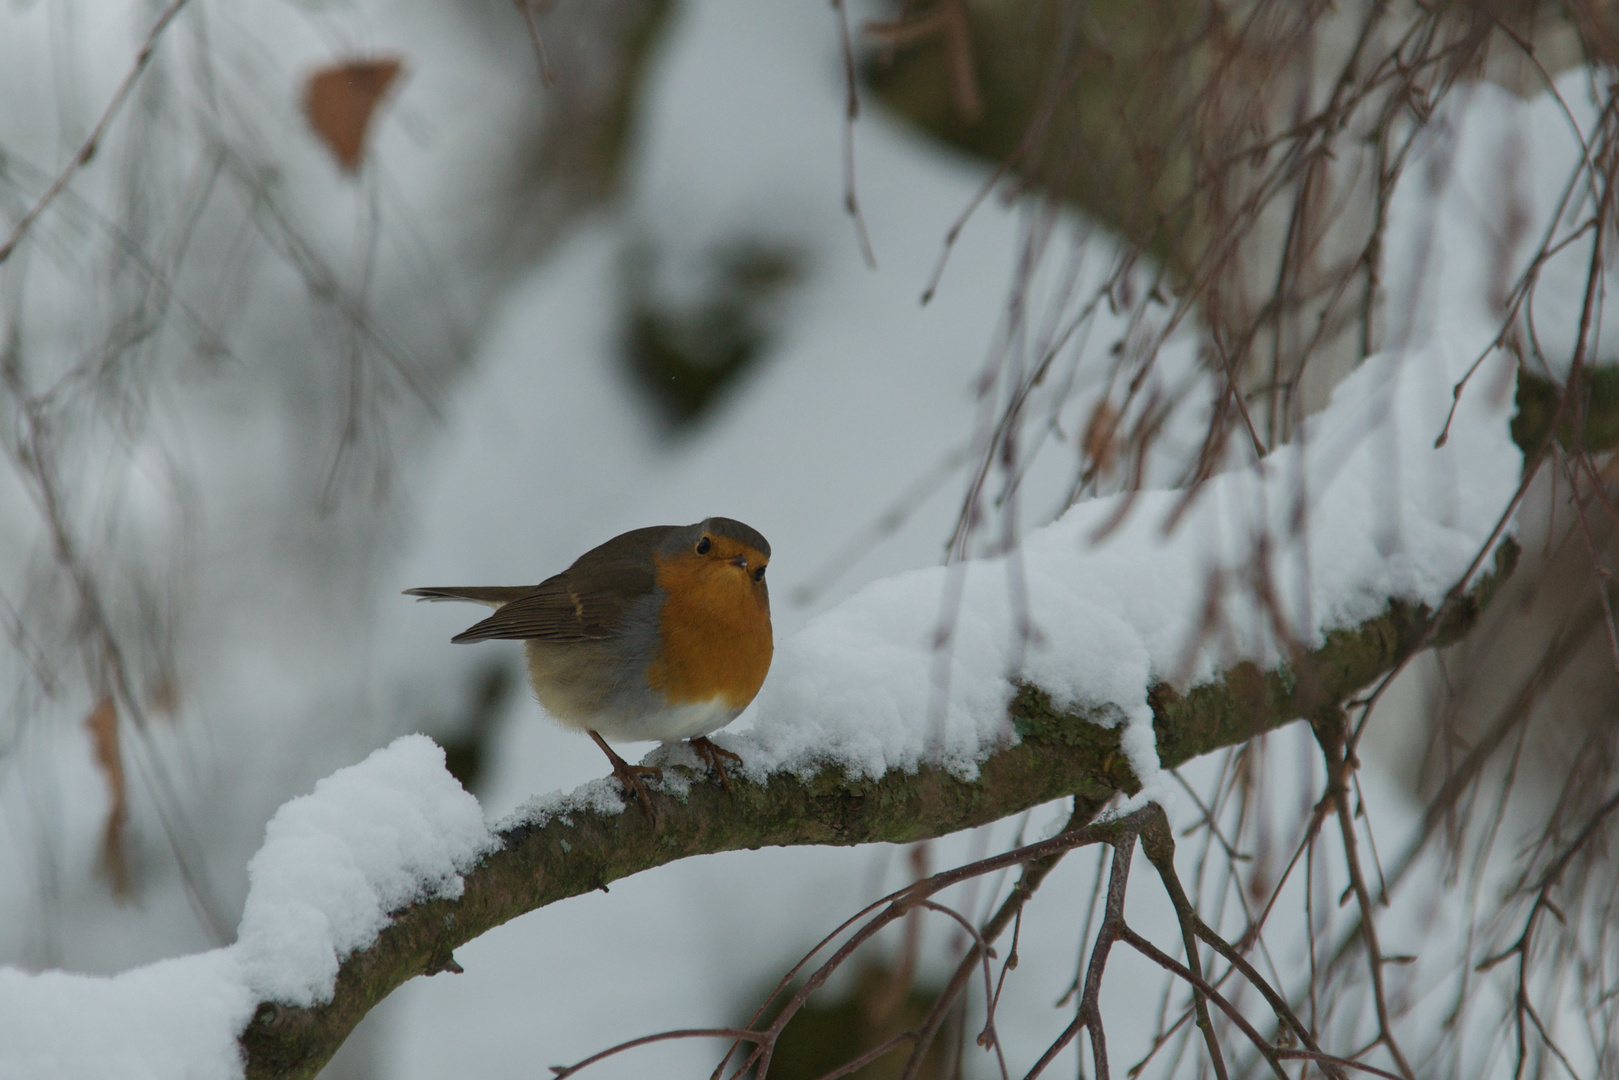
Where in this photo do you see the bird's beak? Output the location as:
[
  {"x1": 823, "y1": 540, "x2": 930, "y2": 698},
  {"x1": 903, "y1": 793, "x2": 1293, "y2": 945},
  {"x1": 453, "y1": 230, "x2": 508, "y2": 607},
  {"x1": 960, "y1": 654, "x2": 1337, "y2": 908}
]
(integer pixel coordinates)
[{"x1": 730, "y1": 556, "x2": 749, "y2": 569}]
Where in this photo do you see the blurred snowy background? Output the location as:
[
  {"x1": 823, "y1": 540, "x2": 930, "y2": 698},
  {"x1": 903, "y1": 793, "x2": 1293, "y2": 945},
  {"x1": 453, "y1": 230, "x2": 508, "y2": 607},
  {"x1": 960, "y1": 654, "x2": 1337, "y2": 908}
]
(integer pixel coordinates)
[{"x1": 3, "y1": 0, "x2": 1618, "y2": 1077}]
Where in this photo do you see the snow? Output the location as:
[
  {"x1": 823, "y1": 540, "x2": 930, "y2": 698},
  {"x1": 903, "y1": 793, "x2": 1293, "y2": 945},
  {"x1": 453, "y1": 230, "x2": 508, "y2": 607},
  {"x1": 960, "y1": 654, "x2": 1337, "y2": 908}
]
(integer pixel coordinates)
[
  {"x1": 0, "y1": 953, "x2": 251, "y2": 1080},
  {"x1": 1385, "y1": 69, "x2": 1619, "y2": 377},
  {"x1": 0, "y1": 736, "x2": 491, "y2": 1080},
  {"x1": 234, "y1": 735, "x2": 494, "y2": 1008}
]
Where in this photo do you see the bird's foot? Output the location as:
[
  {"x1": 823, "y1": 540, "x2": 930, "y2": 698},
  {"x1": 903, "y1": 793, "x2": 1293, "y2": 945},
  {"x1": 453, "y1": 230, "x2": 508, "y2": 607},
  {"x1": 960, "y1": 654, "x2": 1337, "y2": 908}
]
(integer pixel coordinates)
[
  {"x1": 589, "y1": 731, "x2": 663, "y2": 821},
  {"x1": 689, "y1": 737, "x2": 744, "y2": 794},
  {"x1": 611, "y1": 760, "x2": 664, "y2": 821}
]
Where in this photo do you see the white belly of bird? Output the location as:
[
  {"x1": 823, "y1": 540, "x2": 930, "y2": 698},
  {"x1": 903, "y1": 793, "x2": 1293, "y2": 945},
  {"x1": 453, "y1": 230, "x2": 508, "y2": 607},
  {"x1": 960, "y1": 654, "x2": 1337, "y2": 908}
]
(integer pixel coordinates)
[{"x1": 596, "y1": 696, "x2": 739, "y2": 742}]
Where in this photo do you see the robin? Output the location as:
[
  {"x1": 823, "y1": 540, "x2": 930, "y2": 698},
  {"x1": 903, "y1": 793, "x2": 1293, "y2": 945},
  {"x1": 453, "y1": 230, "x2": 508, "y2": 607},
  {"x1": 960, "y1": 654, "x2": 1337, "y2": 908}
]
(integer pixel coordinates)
[{"x1": 406, "y1": 518, "x2": 772, "y2": 819}]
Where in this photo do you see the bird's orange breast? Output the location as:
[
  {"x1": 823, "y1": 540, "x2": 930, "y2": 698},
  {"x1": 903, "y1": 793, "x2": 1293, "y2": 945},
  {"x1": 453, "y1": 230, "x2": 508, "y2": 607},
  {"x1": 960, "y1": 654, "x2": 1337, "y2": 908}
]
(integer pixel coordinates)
[{"x1": 646, "y1": 552, "x2": 773, "y2": 709}]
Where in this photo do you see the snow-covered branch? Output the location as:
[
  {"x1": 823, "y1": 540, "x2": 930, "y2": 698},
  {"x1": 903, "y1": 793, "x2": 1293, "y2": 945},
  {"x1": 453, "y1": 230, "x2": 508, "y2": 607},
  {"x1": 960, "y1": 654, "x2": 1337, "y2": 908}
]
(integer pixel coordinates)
[{"x1": 238, "y1": 548, "x2": 1511, "y2": 1080}]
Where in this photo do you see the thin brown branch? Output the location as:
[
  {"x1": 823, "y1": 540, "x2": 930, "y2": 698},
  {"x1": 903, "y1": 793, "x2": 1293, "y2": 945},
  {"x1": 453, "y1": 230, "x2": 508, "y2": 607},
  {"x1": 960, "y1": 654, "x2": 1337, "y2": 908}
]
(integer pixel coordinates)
[
  {"x1": 550, "y1": 1028, "x2": 768, "y2": 1078},
  {"x1": 830, "y1": 0, "x2": 877, "y2": 269},
  {"x1": 0, "y1": 0, "x2": 195, "y2": 264},
  {"x1": 1314, "y1": 709, "x2": 1416, "y2": 1080},
  {"x1": 897, "y1": 796, "x2": 1108, "y2": 1080},
  {"x1": 1117, "y1": 925, "x2": 1288, "y2": 1080}
]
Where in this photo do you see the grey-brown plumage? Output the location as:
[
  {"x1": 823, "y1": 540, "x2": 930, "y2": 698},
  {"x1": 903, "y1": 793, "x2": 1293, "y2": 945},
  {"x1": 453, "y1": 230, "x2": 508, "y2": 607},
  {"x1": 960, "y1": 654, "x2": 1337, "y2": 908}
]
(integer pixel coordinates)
[{"x1": 408, "y1": 526, "x2": 673, "y2": 644}]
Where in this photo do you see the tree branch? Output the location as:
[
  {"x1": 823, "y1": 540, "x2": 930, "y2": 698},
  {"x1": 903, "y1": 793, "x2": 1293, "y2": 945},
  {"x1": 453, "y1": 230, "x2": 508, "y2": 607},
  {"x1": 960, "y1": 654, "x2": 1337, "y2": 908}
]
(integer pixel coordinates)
[{"x1": 239, "y1": 538, "x2": 1518, "y2": 1079}]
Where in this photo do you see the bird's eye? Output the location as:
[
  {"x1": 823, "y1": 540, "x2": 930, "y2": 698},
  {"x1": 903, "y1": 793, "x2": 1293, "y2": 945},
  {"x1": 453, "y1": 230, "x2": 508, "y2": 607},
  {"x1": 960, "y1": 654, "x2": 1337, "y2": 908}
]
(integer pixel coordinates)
[
  {"x1": 753, "y1": 565, "x2": 766, "y2": 581},
  {"x1": 696, "y1": 536, "x2": 712, "y2": 555}
]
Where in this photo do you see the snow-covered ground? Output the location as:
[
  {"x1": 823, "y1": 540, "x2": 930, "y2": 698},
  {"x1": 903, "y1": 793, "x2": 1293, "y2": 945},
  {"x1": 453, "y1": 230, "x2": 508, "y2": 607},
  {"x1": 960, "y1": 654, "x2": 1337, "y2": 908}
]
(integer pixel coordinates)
[{"x1": 0, "y1": 0, "x2": 1612, "y2": 1077}]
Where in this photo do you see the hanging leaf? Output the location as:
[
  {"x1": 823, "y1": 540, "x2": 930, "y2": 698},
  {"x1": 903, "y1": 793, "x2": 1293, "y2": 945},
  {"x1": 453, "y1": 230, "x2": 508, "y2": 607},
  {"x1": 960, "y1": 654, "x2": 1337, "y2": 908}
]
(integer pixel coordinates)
[
  {"x1": 303, "y1": 57, "x2": 405, "y2": 173},
  {"x1": 84, "y1": 696, "x2": 131, "y2": 898}
]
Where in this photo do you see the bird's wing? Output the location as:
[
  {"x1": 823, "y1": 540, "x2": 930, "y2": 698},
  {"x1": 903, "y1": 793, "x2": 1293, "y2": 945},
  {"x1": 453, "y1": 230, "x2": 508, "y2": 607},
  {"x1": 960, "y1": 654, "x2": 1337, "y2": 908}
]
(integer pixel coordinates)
[
  {"x1": 446, "y1": 579, "x2": 617, "y2": 642},
  {"x1": 442, "y1": 526, "x2": 676, "y2": 644}
]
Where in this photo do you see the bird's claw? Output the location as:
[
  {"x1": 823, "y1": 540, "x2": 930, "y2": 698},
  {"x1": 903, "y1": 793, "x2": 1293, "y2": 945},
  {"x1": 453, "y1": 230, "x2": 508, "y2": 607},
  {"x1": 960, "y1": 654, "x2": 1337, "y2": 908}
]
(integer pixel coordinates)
[
  {"x1": 589, "y1": 730, "x2": 662, "y2": 822},
  {"x1": 610, "y1": 759, "x2": 663, "y2": 821},
  {"x1": 689, "y1": 737, "x2": 744, "y2": 794}
]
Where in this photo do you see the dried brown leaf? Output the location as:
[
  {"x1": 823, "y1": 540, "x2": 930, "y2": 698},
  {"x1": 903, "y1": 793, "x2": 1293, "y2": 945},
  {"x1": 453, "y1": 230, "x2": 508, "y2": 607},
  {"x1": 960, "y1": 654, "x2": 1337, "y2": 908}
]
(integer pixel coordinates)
[
  {"x1": 1082, "y1": 398, "x2": 1121, "y2": 478},
  {"x1": 84, "y1": 696, "x2": 131, "y2": 898},
  {"x1": 303, "y1": 57, "x2": 404, "y2": 173}
]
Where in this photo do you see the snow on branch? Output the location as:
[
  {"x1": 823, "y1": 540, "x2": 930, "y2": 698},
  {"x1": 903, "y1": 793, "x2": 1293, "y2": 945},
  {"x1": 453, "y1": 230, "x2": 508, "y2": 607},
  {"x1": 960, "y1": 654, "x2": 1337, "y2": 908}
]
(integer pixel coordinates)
[{"x1": 0, "y1": 735, "x2": 490, "y2": 1080}]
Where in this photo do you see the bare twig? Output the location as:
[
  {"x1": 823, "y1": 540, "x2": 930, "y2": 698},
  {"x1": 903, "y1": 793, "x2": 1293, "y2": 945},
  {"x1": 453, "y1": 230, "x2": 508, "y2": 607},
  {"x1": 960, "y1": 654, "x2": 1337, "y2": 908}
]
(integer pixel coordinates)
[
  {"x1": 830, "y1": 0, "x2": 877, "y2": 269},
  {"x1": 0, "y1": 0, "x2": 196, "y2": 263}
]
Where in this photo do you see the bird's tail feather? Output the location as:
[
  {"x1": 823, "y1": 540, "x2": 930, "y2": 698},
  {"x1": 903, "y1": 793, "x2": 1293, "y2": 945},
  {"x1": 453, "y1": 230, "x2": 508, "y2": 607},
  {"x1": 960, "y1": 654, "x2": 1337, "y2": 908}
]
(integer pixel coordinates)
[{"x1": 403, "y1": 586, "x2": 531, "y2": 609}]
